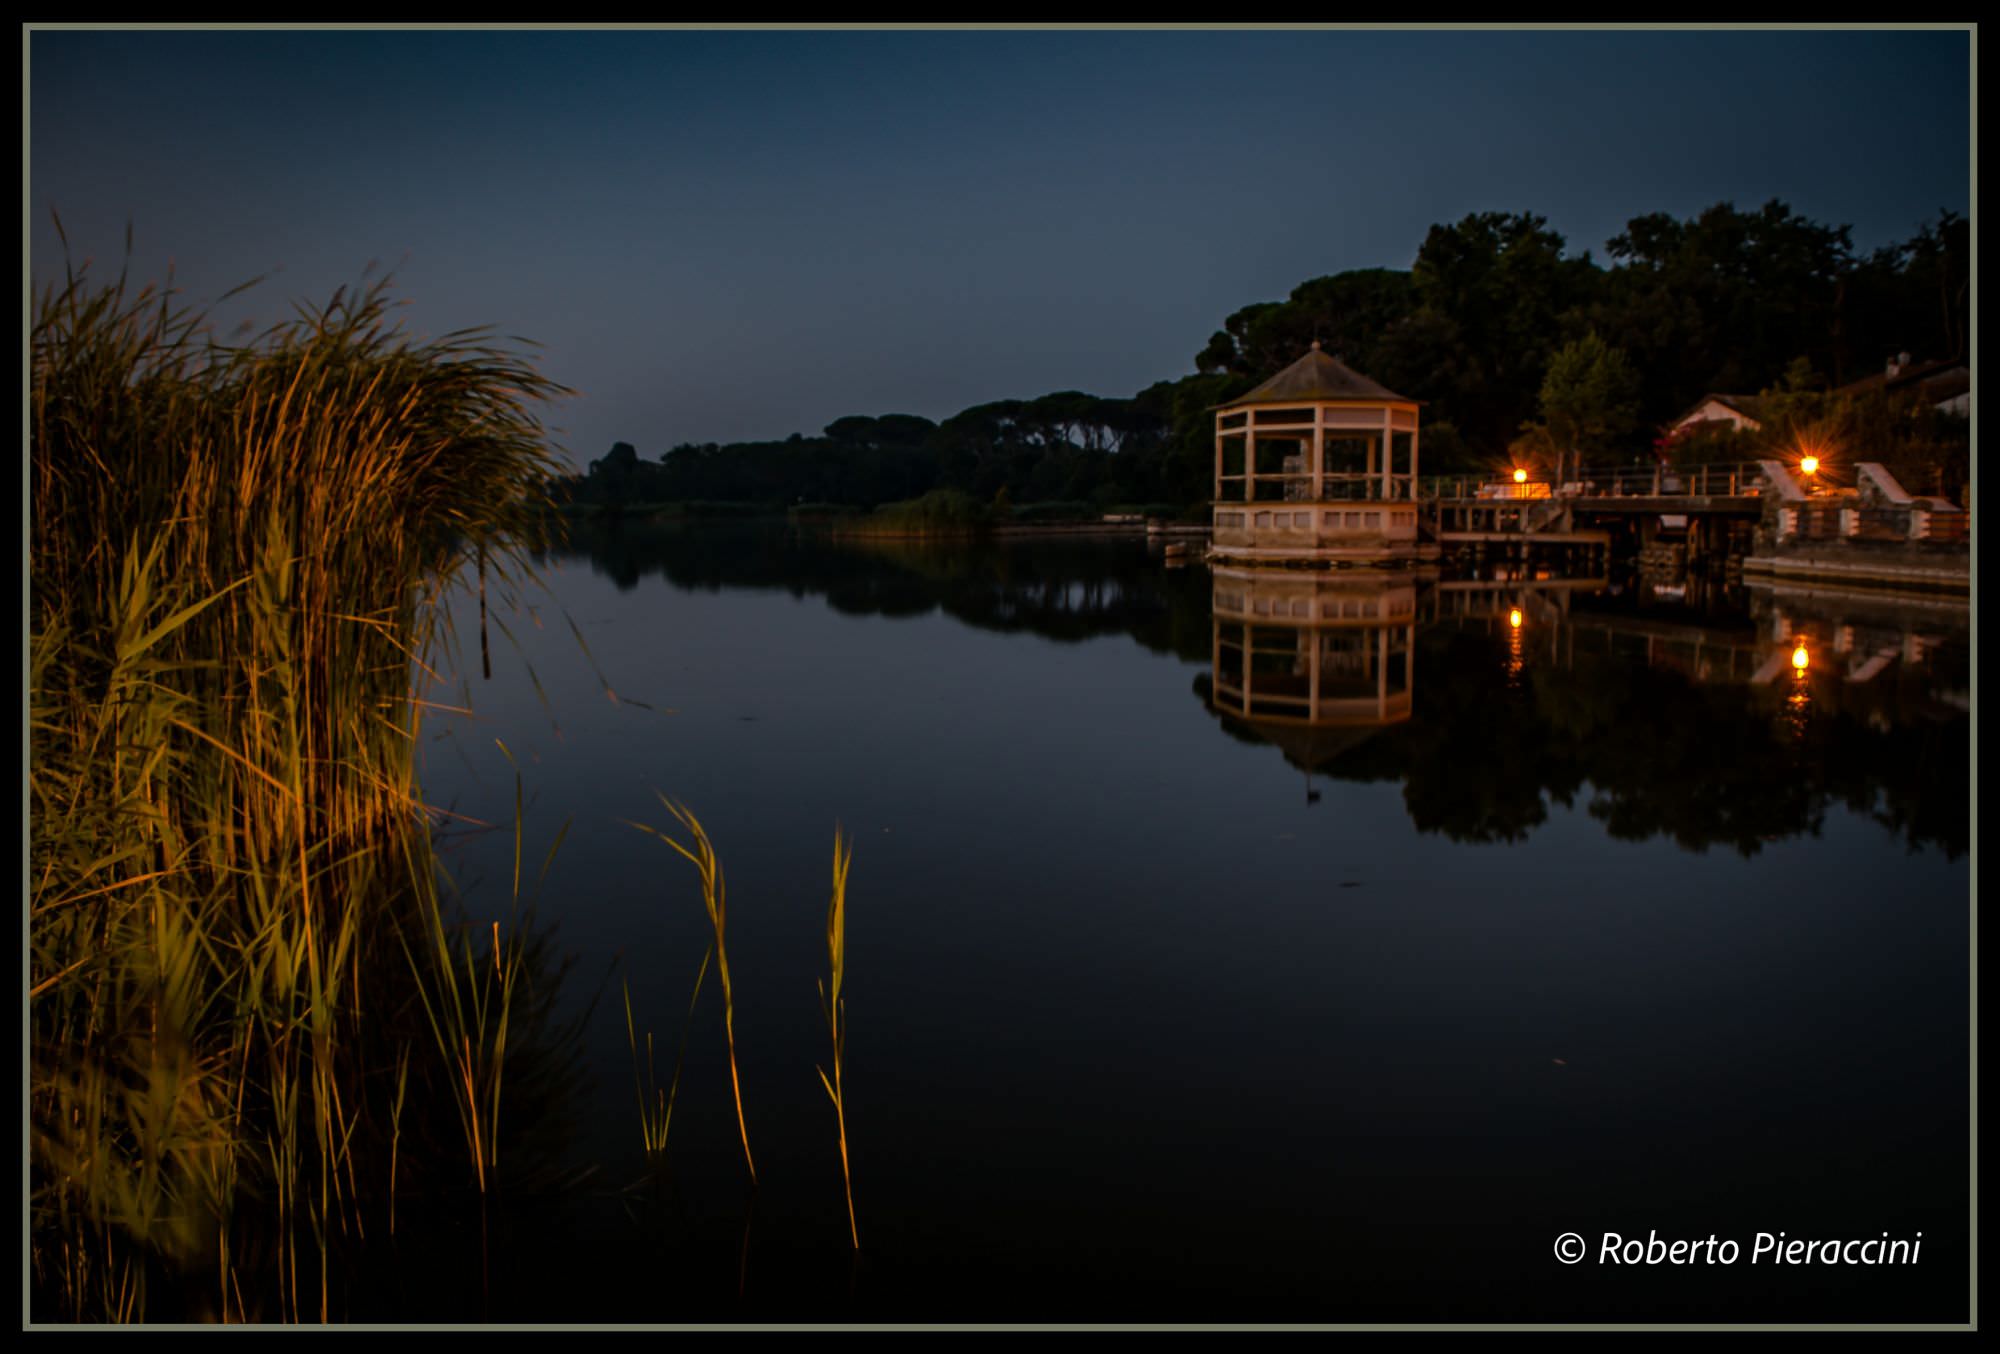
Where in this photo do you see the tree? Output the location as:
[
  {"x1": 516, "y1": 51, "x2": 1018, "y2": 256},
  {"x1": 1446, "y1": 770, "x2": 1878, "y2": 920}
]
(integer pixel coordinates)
[
  {"x1": 1195, "y1": 270, "x2": 1416, "y2": 382},
  {"x1": 1589, "y1": 200, "x2": 1853, "y2": 418},
  {"x1": 824, "y1": 416, "x2": 879, "y2": 444},
  {"x1": 1531, "y1": 333, "x2": 1641, "y2": 482},
  {"x1": 1405, "y1": 211, "x2": 1600, "y2": 455},
  {"x1": 584, "y1": 440, "x2": 643, "y2": 502},
  {"x1": 593, "y1": 440, "x2": 639, "y2": 474},
  {"x1": 1906, "y1": 209, "x2": 1970, "y2": 361}
]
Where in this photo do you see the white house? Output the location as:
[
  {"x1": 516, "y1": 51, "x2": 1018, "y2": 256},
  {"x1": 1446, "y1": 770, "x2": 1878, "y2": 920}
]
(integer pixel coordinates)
[{"x1": 1668, "y1": 393, "x2": 1770, "y2": 437}]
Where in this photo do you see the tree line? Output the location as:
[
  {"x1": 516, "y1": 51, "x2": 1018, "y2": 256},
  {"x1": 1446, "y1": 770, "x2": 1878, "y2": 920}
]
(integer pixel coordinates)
[{"x1": 556, "y1": 201, "x2": 1967, "y2": 512}]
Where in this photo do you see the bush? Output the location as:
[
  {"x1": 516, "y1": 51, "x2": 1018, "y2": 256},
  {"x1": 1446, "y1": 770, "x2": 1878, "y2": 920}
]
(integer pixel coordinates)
[
  {"x1": 858, "y1": 488, "x2": 994, "y2": 535},
  {"x1": 1663, "y1": 423, "x2": 1758, "y2": 467},
  {"x1": 1009, "y1": 500, "x2": 1100, "y2": 524},
  {"x1": 787, "y1": 501, "x2": 862, "y2": 523}
]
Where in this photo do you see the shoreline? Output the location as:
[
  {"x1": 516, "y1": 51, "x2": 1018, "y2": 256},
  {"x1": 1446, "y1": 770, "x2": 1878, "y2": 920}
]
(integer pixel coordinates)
[{"x1": 1742, "y1": 546, "x2": 1970, "y2": 597}]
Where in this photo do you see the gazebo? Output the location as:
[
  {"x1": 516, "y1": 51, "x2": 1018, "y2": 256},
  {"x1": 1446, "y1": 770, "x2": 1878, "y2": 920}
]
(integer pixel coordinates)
[{"x1": 1210, "y1": 342, "x2": 1431, "y2": 563}]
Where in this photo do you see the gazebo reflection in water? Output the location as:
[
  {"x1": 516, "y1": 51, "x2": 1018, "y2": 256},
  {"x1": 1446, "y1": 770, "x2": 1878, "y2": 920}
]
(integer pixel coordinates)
[{"x1": 1207, "y1": 569, "x2": 1418, "y2": 765}]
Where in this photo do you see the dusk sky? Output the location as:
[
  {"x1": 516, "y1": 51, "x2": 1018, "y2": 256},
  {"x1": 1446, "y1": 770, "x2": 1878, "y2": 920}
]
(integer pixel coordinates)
[{"x1": 29, "y1": 27, "x2": 1971, "y2": 471}]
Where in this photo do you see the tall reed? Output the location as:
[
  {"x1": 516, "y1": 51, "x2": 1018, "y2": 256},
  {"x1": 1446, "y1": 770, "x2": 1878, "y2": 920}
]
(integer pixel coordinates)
[
  {"x1": 624, "y1": 797, "x2": 757, "y2": 1185},
  {"x1": 620, "y1": 946, "x2": 712, "y2": 1160},
  {"x1": 818, "y1": 829, "x2": 859, "y2": 1249},
  {"x1": 29, "y1": 256, "x2": 568, "y2": 1321}
]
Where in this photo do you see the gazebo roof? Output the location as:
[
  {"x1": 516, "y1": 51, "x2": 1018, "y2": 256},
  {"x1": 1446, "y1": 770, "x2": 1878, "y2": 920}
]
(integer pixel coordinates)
[
  {"x1": 1257, "y1": 720, "x2": 1393, "y2": 773},
  {"x1": 1218, "y1": 342, "x2": 1414, "y2": 409}
]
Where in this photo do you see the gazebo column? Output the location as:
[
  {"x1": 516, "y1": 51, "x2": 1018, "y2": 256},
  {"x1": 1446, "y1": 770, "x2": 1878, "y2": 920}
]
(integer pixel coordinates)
[
  {"x1": 1214, "y1": 427, "x2": 1224, "y2": 502},
  {"x1": 1380, "y1": 409, "x2": 1392, "y2": 502},
  {"x1": 1409, "y1": 416, "x2": 1419, "y2": 494},
  {"x1": 1245, "y1": 430, "x2": 1256, "y2": 504},
  {"x1": 1311, "y1": 409, "x2": 1324, "y2": 503}
]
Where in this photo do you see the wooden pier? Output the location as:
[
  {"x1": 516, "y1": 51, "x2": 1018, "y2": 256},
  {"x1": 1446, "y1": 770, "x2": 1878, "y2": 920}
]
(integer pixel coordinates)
[{"x1": 1421, "y1": 460, "x2": 1769, "y2": 552}]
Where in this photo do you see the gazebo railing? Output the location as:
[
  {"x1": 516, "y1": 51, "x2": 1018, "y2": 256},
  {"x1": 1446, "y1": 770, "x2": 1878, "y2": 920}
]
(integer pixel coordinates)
[{"x1": 1216, "y1": 472, "x2": 1419, "y2": 503}]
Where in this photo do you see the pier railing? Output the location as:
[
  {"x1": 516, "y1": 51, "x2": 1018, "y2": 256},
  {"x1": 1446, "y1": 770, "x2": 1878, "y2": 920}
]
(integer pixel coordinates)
[
  {"x1": 1419, "y1": 461, "x2": 1769, "y2": 502},
  {"x1": 1779, "y1": 502, "x2": 1971, "y2": 545},
  {"x1": 1923, "y1": 512, "x2": 1971, "y2": 543}
]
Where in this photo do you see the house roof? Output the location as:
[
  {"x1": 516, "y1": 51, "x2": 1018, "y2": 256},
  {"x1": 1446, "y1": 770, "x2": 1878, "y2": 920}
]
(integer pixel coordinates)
[
  {"x1": 1838, "y1": 357, "x2": 1968, "y2": 402},
  {"x1": 1216, "y1": 342, "x2": 1414, "y2": 410},
  {"x1": 1671, "y1": 393, "x2": 1770, "y2": 429},
  {"x1": 1924, "y1": 367, "x2": 1971, "y2": 405}
]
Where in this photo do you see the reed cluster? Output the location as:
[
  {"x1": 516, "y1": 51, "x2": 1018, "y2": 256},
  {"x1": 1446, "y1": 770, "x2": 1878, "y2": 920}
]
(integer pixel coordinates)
[
  {"x1": 624, "y1": 796, "x2": 757, "y2": 1185},
  {"x1": 623, "y1": 804, "x2": 862, "y2": 1249},
  {"x1": 28, "y1": 258, "x2": 569, "y2": 1322}
]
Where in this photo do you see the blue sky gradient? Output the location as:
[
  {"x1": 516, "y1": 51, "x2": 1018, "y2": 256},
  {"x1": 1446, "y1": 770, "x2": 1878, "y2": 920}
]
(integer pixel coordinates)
[{"x1": 29, "y1": 27, "x2": 1972, "y2": 469}]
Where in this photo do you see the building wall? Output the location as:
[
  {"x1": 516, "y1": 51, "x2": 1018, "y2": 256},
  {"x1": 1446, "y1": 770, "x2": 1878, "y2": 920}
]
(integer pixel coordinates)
[{"x1": 1212, "y1": 504, "x2": 1421, "y2": 554}]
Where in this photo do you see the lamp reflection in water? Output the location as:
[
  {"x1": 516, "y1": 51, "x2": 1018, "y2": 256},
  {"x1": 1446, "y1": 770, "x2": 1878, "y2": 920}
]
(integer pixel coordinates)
[
  {"x1": 1505, "y1": 605, "x2": 1527, "y2": 686},
  {"x1": 1785, "y1": 637, "x2": 1813, "y2": 740},
  {"x1": 1206, "y1": 569, "x2": 1419, "y2": 799}
]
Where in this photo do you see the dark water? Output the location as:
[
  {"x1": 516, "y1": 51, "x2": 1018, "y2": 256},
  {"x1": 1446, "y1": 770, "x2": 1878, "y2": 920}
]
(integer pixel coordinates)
[{"x1": 405, "y1": 521, "x2": 1970, "y2": 1325}]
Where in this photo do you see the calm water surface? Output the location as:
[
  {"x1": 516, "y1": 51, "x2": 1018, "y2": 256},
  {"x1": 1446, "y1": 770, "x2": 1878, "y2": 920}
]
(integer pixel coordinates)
[{"x1": 405, "y1": 522, "x2": 1970, "y2": 1324}]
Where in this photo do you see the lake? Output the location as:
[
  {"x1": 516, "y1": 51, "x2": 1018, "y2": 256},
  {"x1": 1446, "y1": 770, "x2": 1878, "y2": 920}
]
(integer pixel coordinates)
[{"x1": 401, "y1": 520, "x2": 1970, "y2": 1325}]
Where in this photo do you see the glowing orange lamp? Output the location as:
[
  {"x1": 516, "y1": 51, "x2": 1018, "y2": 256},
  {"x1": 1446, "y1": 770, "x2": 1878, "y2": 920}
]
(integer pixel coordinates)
[
  {"x1": 1513, "y1": 468, "x2": 1528, "y2": 484},
  {"x1": 1800, "y1": 455, "x2": 1820, "y2": 478},
  {"x1": 1791, "y1": 641, "x2": 1810, "y2": 672},
  {"x1": 1508, "y1": 608, "x2": 1523, "y2": 629}
]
